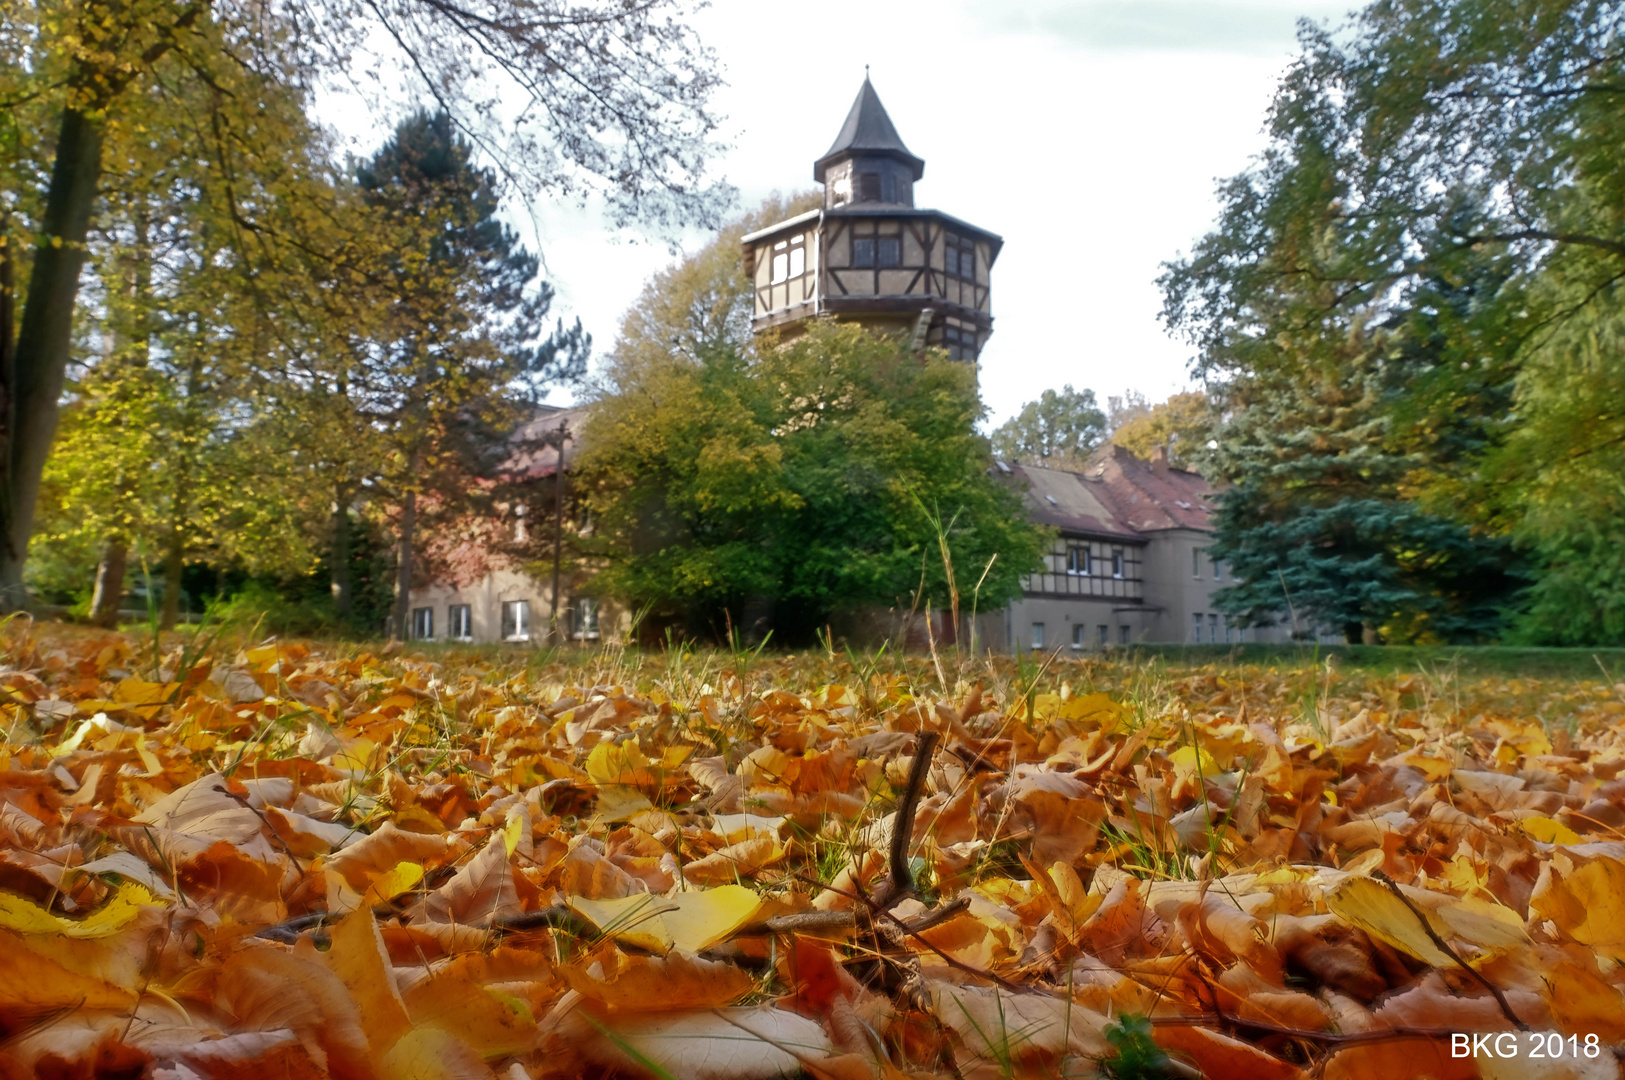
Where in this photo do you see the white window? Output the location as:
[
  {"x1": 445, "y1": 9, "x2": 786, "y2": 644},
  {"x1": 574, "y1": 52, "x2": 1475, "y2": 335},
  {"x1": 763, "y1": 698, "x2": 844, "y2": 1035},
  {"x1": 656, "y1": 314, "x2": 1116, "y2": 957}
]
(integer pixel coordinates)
[
  {"x1": 770, "y1": 235, "x2": 806, "y2": 284},
  {"x1": 1209, "y1": 613, "x2": 1219, "y2": 643},
  {"x1": 1097, "y1": 624, "x2": 1109, "y2": 647},
  {"x1": 449, "y1": 604, "x2": 472, "y2": 641},
  {"x1": 501, "y1": 600, "x2": 531, "y2": 641},
  {"x1": 1066, "y1": 546, "x2": 1090, "y2": 575},
  {"x1": 574, "y1": 597, "x2": 601, "y2": 640},
  {"x1": 1072, "y1": 623, "x2": 1086, "y2": 649},
  {"x1": 1211, "y1": 557, "x2": 1223, "y2": 580},
  {"x1": 1192, "y1": 612, "x2": 1203, "y2": 643},
  {"x1": 411, "y1": 607, "x2": 433, "y2": 640},
  {"x1": 1112, "y1": 549, "x2": 1125, "y2": 578},
  {"x1": 1030, "y1": 622, "x2": 1045, "y2": 650}
]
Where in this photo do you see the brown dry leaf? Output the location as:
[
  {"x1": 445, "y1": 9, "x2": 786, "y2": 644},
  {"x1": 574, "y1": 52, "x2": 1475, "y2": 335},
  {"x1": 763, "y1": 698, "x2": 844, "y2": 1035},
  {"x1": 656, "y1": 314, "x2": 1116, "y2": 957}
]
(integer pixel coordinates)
[
  {"x1": 554, "y1": 1004, "x2": 836, "y2": 1080},
  {"x1": 1319, "y1": 1036, "x2": 1475, "y2": 1080},
  {"x1": 1154, "y1": 1024, "x2": 1305, "y2": 1080},
  {"x1": 928, "y1": 980, "x2": 1110, "y2": 1064},
  {"x1": 376, "y1": 1027, "x2": 495, "y2": 1080},
  {"x1": 563, "y1": 947, "x2": 754, "y2": 1011}
]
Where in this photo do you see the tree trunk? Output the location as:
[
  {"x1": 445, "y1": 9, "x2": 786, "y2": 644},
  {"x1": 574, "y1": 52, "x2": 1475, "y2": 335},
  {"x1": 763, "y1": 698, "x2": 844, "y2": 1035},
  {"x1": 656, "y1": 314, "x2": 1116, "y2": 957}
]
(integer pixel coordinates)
[
  {"x1": 331, "y1": 487, "x2": 352, "y2": 623},
  {"x1": 89, "y1": 540, "x2": 127, "y2": 626},
  {"x1": 392, "y1": 485, "x2": 417, "y2": 640},
  {"x1": 0, "y1": 107, "x2": 105, "y2": 610},
  {"x1": 160, "y1": 533, "x2": 184, "y2": 630}
]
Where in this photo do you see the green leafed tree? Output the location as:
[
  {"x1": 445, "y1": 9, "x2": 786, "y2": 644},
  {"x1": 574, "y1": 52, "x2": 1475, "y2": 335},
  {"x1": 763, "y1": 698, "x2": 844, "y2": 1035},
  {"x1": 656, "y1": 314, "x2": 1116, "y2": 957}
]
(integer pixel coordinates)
[
  {"x1": 989, "y1": 385, "x2": 1106, "y2": 469},
  {"x1": 0, "y1": 0, "x2": 727, "y2": 609},
  {"x1": 1160, "y1": 0, "x2": 1619, "y2": 641},
  {"x1": 580, "y1": 318, "x2": 1045, "y2": 643}
]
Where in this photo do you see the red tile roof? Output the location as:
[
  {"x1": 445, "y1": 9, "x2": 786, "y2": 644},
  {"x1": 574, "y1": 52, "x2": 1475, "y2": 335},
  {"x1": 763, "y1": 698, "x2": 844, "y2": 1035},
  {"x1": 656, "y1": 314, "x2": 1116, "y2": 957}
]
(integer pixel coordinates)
[{"x1": 999, "y1": 445, "x2": 1218, "y2": 541}]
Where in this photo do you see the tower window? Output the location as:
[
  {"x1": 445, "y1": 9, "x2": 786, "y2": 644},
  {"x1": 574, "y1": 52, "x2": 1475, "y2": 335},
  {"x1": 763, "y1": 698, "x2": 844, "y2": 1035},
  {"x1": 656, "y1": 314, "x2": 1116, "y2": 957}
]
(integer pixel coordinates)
[
  {"x1": 942, "y1": 323, "x2": 977, "y2": 361},
  {"x1": 857, "y1": 172, "x2": 882, "y2": 201},
  {"x1": 852, "y1": 237, "x2": 875, "y2": 268},
  {"x1": 945, "y1": 235, "x2": 976, "y2": 280},
  {"x1": 878, "y1": 236, "x2": 901, "y2": 267}
]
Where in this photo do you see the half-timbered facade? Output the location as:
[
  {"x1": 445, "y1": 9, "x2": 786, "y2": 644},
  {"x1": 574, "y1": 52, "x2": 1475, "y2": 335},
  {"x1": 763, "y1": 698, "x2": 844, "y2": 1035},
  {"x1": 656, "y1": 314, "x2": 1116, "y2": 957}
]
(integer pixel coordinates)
[
  {"x1": 742, "y1": 77, "x2": 1001, "y2": 360},
  {"x1": 990, "y1": 446, "x2": 1301, "y2": 649}
]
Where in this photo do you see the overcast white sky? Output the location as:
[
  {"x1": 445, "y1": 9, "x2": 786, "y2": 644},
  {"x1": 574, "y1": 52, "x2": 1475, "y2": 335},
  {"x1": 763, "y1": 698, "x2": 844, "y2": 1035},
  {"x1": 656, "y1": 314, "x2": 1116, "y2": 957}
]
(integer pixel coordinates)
[{"x1": 322, "y1": 0, "x2": 1355, "y2": 426}]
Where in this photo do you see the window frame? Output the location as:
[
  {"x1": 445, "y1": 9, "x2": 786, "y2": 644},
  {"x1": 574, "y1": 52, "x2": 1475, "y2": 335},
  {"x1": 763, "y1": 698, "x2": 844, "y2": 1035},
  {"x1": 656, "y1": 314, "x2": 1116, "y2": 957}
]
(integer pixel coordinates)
[
  {"x1": 449, "y1": 604, "x2": 473, "y2": 641},
  {"x1": 410, "y1": 607, "x2": 434, "y2": 641},
  {"x1": 501, "y1": 599, "x2": 532, "y2": 642},
  {"x1": 1030, "y1": 622, "x2": 1045, "y2": 650}
]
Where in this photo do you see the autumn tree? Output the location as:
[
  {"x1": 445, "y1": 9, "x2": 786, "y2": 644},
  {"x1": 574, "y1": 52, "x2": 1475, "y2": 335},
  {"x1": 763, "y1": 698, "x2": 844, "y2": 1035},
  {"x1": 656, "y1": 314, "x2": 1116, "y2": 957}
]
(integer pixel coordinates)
[
  {"x1": 1106, "y1": 390, "x2": 1214, "y2": 473},
  {"x1": 0, "y1": 0, "x2": 726, "y2": 609},
  {"x1": 581, "y1": 321, "x2": 1044, "y2": 642},
  {"x1": 989, "y1": 385, "x2": 1106, "y2": 470}
]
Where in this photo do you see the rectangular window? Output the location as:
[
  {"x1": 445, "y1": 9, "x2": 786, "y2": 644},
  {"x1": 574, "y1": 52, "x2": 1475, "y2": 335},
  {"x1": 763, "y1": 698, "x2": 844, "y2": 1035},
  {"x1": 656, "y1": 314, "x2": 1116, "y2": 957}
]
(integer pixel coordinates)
[
  {"x1": 852, "y1": 237, "x2": 876, "y2": 268},
  {"x1": 1098, "y1": 624, "x2": 1109, "y2": 646},
  {"x1": 1192, "y1": 612, "x2": 1203, "y2": 643},
  {"x1": 501, "y1": 600, "x2": 531, "y2": 642},
  {"x1": 1120, "y1": 625, "x2": 1131, "y2": 645},
  {"x1": 411, "y1": 607, "x2": 433, "y2": 640},
  {"x1": 878, "y1": 236, "x2": 901, "y2": 267},
  {"x1": 1072, "y1": 623, "x2": 1086, "y2": 649},
  {"x1": 857, "y1": 172, "x2": 882, "y2": 201},
  {"x1": 449, "y1": 604, "x2": 472, "y2": 641},
  {"x1": 1112, "y1": 549, "x2": 1125, "y2": 578},
  {"x1": 1211, "y1": 558, "x2": 1223, "y2": 581},
  {"x1": 1066, "y1": 546, "x2": 1091, "y2": 575},
  {"x1": 945, "y1": 245, "x2": 959, "y2": 278},
  {"x1": 771, "y1": 251, "x2": 789, "y2": 283},
  {"x1": 945, "y1": 235, "x2": 975, "y2": 280},
  {"x1": 1209, "y1": 613, "x2": 1219, "y2": 643},
  {"x1": 574, "y1": 597, "x2": 601, "y2": 640},
  {"x1": 1193, "y1": 548, "x2": 1202, "y2": 579},
  {"x1": 788, "y1": 245, "x2": 805, "y2": 277},
  {"x1": 1030, "y1": 622, "x2": 1045, "y2": 650}
]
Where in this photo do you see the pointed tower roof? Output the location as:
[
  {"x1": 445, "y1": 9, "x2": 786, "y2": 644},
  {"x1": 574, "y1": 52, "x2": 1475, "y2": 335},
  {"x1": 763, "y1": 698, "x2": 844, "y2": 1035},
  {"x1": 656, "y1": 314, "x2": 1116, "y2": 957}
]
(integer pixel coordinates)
[{"x1": 813, "y1": 77, "x2": 925, "y2": 183}]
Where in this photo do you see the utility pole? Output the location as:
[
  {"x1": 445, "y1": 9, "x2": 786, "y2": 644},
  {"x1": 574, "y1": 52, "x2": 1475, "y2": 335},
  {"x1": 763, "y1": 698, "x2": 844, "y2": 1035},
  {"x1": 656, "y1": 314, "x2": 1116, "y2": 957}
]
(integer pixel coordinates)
[{"x1": 548, "y1": 419, "x2": 570, "y2": 644}]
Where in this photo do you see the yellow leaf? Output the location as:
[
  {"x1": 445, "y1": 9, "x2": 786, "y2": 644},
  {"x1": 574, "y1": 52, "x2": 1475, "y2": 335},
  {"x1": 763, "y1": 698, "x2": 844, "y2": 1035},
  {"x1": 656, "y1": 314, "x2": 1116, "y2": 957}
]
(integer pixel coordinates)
[
  {"x1": 587, "y1": 739, "x2": 658, "y2": 789},
  {"x1": 1400, "y1": 749, "x2": 1453, "y2": 782},
  {"x1": 1531, "y1": 857, "x2": 1625, "y2": 960},
  {"x1": 0, "y1": 881, "x2": 161, "y2": 938},
  {"x1": 362, "y1": 861, "x2": 425, "y2": 907},
  {"x1": 319, "y1": 909, "x2": 412, "y2": 1053},
  {"x1": 1521, "y1": 816, "x2": 1581, "y2": 845},
  {"x1": 376, "y1": 1026, "x2": 490, "y2": 1080},
  {"x1": 1325, "y1": 876, "x2": 1526, "y2": 968},
  {"x1": 1168, "y1": 744, "x2": 1220, "y2": 777},
  {"x1": 568, "y1": 885, "x2": 764, "y2": 954}
]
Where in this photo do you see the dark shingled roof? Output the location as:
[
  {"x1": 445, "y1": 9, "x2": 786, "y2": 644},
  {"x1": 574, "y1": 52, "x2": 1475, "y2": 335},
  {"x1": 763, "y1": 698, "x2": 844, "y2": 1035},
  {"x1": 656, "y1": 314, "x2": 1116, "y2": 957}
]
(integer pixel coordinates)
[{"x1": 814, "y1": 77, "x2": 925, "y2": 183}]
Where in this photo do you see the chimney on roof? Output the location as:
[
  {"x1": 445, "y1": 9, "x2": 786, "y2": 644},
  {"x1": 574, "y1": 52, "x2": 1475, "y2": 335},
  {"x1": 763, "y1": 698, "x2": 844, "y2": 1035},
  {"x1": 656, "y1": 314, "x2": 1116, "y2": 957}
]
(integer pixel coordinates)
[{"x1": 1151, "y1": 444, "x2": 1169, "y2": 471}]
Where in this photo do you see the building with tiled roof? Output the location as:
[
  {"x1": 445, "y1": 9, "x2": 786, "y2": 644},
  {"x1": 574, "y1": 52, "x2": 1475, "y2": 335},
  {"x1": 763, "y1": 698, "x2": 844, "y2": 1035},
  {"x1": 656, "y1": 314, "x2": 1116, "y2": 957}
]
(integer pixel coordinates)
[{"x1": 990, "y1": 444, "x2": 1296, "y2": 649}]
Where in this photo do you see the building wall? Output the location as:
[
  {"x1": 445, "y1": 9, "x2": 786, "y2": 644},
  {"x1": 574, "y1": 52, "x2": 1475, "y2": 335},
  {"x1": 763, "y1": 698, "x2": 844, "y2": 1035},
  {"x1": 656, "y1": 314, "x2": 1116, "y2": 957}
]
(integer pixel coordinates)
[
  {"x1": 408, "y1": 569, "x2": 624, "y2": 646},
  {"x1": 1005, "y1": 594, "x2": 1160, "y2": 651}
]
